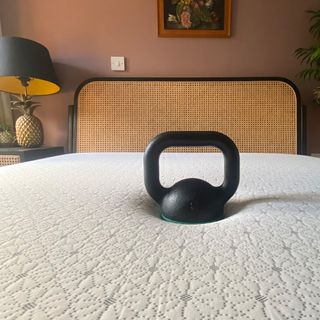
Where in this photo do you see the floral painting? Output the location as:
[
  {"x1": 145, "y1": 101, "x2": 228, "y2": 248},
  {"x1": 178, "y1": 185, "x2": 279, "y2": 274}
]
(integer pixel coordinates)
[{"x1": 158, "y1": 0, "x2": 231, "y2": 37}]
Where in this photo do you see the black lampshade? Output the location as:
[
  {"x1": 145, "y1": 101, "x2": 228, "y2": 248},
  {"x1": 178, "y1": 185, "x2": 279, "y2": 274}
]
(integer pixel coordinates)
[{"x1": 0, "y1": 36, "x2": 60, "y2": 95}]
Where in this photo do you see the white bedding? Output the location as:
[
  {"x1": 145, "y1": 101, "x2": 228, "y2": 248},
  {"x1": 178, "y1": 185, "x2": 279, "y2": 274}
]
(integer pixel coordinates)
[{"x1": 0, "y1": 153, "x2": 320, "y2": 320}]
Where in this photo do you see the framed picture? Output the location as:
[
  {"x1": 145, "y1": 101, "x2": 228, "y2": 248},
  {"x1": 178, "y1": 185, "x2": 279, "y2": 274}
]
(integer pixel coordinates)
[{"x1": 157, "y1": 0, "x2": 232, "y2": 38}]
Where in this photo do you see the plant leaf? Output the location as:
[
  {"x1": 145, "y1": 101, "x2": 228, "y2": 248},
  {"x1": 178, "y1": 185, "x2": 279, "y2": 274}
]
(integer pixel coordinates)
[
  {"x1": 297, "y1": 68, "x2": 320, "y2": 80},
  {"x1": 307, "y1": 10, "x2": 320, "y2": 37},
  {"x1": 294, "y1": 46, "x2": 320, "y2": 66}
]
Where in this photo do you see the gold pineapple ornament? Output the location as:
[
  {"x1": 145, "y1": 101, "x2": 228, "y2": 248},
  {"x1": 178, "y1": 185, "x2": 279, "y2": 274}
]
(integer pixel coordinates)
[{"x1": 11, "y1": 94, "x2": 43, "y2": 147}]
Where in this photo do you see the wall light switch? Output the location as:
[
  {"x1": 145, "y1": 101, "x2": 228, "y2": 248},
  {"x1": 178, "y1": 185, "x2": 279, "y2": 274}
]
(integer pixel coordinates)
[{"x1": 111, "y1": 56, "x2": 125, "y2": 71}]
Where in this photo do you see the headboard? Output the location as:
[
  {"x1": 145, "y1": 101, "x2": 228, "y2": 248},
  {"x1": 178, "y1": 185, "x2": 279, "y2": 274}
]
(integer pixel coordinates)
[{"x1": 69, "y1": 77, "x2": 305, "y2": 154}]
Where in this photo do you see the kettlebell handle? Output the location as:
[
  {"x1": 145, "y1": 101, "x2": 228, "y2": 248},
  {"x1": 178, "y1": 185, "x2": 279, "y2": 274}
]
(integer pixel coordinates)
[{"x1": 144, "y1": 131, "x2": 240, "y2": 204}]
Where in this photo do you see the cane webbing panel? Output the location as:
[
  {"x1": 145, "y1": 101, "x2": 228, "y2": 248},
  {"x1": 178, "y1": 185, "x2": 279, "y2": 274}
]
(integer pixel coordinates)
[
  {"x1": 0, "y1": 155, "x2": 20, "y2": 166},
  {"x1": 76, "y1": 80, "x2": 298, "y2": 153}
]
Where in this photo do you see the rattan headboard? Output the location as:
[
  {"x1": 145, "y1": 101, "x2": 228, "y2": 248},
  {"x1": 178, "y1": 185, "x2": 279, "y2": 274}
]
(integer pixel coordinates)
[{"x1": 69, "y1": 77, "x2": 304, "y2": 154}]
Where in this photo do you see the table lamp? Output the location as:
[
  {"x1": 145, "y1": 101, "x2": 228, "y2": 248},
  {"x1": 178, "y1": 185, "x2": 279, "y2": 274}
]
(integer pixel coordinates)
[{"x1": 0, "y1": 36, "x2": 60, "y2": 147}]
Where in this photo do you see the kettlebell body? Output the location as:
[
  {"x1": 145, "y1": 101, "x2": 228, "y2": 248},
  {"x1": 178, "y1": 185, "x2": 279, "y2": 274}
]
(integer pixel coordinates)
[{"x1": 144, "y1": 131, "x2": 240, "y2": 224}]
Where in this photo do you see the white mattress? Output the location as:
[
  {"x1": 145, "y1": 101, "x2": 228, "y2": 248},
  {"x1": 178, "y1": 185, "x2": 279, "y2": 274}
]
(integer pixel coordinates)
[{"x1": 0, "y1": 152, "x2": 320, "y2": 319}]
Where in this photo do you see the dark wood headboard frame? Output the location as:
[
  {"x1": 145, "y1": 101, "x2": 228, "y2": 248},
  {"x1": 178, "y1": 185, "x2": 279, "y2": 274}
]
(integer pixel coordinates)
[{"x1": 68, "y1": 77, "x2": 306, "y2": 154}]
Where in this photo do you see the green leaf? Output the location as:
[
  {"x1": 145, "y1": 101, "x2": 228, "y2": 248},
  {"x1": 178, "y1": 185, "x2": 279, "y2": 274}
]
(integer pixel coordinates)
[
  {"x1": 295, "y1": 46, "x2": 320, "y2": 66},
  {"x1": 297, "y1": 68, "x2": 320, "y2": 80},
  {"x1": 0, "y1": 123, "x2": 10, "y2": 132},
  {"x1": 306, "y1": 10, "x2": 320, "y2": 37},
  {"x1": 313, "y1": 86, "x2": 320, "y2": 104}
]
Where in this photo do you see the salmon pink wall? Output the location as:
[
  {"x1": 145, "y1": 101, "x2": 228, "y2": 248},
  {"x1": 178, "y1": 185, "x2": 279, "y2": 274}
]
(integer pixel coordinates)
[{"x1": 0, "y1": 0, "x2": 319, "y2": 154}]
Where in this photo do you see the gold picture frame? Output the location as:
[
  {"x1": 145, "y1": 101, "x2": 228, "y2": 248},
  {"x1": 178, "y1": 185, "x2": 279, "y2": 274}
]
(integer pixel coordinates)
[{"x1": 157, "y1": 0, "x2": 232, "y2": 38}]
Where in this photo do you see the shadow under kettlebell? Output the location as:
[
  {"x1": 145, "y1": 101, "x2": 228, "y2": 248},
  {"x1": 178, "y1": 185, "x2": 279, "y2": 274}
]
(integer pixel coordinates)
[{"x1": 144, "y1": 131, "x2": 240, "y2": 224}]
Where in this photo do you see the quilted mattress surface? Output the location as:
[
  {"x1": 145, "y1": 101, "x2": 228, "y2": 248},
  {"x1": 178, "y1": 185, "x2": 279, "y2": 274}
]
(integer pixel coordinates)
[{"x1": 0, "y1": 152, "x2": 320, "y2": 320}]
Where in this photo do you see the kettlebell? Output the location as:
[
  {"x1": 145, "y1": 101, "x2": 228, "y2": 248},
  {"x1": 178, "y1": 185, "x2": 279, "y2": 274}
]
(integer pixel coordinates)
[{"x1": 144, "y1": 131, "x2": 240, "y2": 224}]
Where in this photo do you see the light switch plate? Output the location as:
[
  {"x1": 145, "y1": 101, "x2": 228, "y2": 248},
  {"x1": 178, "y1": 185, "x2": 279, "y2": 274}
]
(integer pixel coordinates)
[{"x1": 111, "y1": 56, "x2": 125, "y2": 71}]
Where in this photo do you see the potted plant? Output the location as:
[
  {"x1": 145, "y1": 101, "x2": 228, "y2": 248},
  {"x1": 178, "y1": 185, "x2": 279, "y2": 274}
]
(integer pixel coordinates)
[
  {"x1": 0, "y1": 123, "x2": 15, "y2": 146},
  {"x1": 295, "y1": 10, "x2": 320, "y2": 104}
]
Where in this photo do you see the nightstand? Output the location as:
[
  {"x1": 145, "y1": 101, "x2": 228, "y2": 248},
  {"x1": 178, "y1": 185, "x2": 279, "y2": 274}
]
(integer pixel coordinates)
[{"x1": 0, "y1": 146, "x2": 64, "y2": 167}]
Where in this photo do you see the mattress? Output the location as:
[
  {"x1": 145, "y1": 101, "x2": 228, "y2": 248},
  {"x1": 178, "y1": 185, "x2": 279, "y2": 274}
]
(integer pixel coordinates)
[{"x1": 0, "y1": 152, "x2": 320, "y2": 319}]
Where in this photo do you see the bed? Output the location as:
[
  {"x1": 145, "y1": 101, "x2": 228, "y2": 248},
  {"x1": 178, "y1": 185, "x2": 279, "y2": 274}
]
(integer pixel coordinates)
[{"x1": 1, "y1": 77, "x2": 320, "y2": 319}]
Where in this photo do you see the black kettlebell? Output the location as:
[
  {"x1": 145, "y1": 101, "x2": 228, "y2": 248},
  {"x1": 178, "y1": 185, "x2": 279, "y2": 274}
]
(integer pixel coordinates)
[{"x1": 144, "y1": 131, "x2": 240, "y2": 224}]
